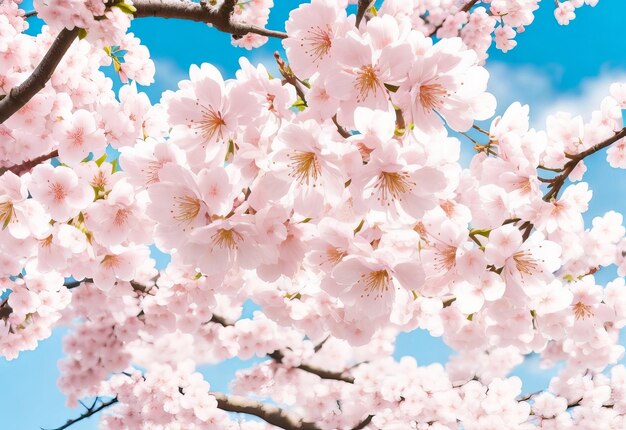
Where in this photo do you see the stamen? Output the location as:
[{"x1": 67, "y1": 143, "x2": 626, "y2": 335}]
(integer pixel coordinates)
[
  {"x1": 212, "y1": 228, "x2": 243, "y2": 250},
  {"x1": 419, "y1": 83, "x2": 448, "y2": 111},
  {"x1": 375, "y1": 172, "x2": 415, "y2": 203},
  {"x1": 49, "y1": 183, "x2": 67, "y2": 202},
  {"x1": 303, "y1": 25, "x2": 333, "y2": 62},
  {"x1": 513, "y1": 251, "x2": 539, "y2": 276},
  {"x1": 288, "y1": 151, "x2": 321, "y2": 185},
  {"x1": 572, "y1": 301, "x2": 594, "y2": 320},
  {"x1": 0, "y1": 201, "x2": 15, "y2": 228},
  {"x1": 357, "y1": 270, "x2": 391, "y2": 299},
  {"x1": 191, "y1": 104, "x2": 226, "y2": 142},
  {"x1": 172, "y1": 195, "x2": 201, "y2": 223},
  {"x1": 355, "y1": 65, "x2": 381, "y2": 102}
]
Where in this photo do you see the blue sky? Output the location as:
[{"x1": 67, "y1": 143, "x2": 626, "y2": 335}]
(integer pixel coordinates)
[{"x1": 3, "y1": 1, "x2": 626, "y2": 429}]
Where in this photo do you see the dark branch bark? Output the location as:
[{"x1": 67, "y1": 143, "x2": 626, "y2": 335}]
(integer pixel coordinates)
[
  {"x1": 269, "y1": 350, "x2": 356, "y2": 383},
  {"x1": 45, "y1": 397, "x2": 119, "y2": 430},
  {"x1": 355, "y1": 0, "x2": 374, "y2": 27},
  {"x1": 213, "y1": 392, "x2": 322, "y2": 430},
  {"x1": 332, "y1": 114, "x2": 351, "y2": 139},
  {"x1": 0, "y1": 28, "x2": 78, "y2": 124},
  {"x1": 209, "y1": 313, "x2": 357, "y2": 383},
  {"x1": 0, "y1": 0, "x2": 286, "y2": 125},
  {"x1": 543, "y1": 127, "x2": 626, "y2": 201},
  {"x1": 428, "y1": 0, "x2": 480, "y2": 37},
  {"x1": 0, "y1": 149, "x2": 58, "y2": 176},
  {"x1": 352, "y1": 414, "x2": 374, "y2": 430},
  {"x1": 132, "y1": 0, "x2": 287, "y2": 39}
]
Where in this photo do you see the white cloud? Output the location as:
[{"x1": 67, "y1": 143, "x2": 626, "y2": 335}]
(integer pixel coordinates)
[
  {"x1": 151, "y1": 57, "x2": 189, "y2": 94},
  {"x1": 487, "y1": 62, "x2": 626, "y2": 127}
]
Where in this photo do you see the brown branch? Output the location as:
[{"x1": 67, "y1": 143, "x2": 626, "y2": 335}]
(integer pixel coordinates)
[
  {"x1": 352, "y1": 414, "x2": 374, "y2": 430},
  {"x1": 543, "y1": 127, "x2": 626, "y2": 202},
  {"x1": 274, "y1": 52, "x2": 307, "y2": 104},
  {"x1": 208, "y1": 314, "x2": 356, "y2": 383},
  {"x1": 428, "y1": 0, "x2": 480, "y2": 37},
  {"x1": 332, "y1": 115, "x2": 351, "y2": 139},
  {"x1": 45, "y1": 397, "x2": 119, "y2": 430},
  {"x1": 0, "y1": 0, "x2": 287, "y2": 125},
  {"x1": 269, "y1": 350, "x2": 356, "y2": 383},
  {"x1": 0, "y1": 149, "x2": 58, "y2": 176},
  {"x1": 213, "y1": 392, "x2": 322, "y2": 430},
  {"x1": 132, "y1": 0, "x2": 287, "y2": 39},
  {"x1": 0, "y1": 28, "x2": 78, "y2": 124},
  {"x1": 355, "y1": 0, "x2": 374, "y2": 27}
]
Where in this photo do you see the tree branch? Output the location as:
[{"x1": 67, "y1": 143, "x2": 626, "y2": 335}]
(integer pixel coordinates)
[
  {"x1": 45, "y1": 397, "x2": 119, "y2": 430},
  {"x1": 351, "y1": 414, "x2": 374, "y2": 430},
  {"x1": 0, "y1": 28, "x2": 78, "y2": 124},
  {"x1": 269, "y1": 350, "x2": 356, "y2": 383},
  {"x1": 0, "y1": 0, "x2": 287, "y2": 125},
  {"x1": 428, "y1": 0, "x2": 480, "y2": 37},
  {"x1": 212, "y1": 392, "x2": 322, "y2": 430},
  {"x1": 0, "y1": 149, "x2": 58, "y2": 176},
  {"x1": 132, "y1": 0, "x2": 287, "y2": 39},
  {"x1": 543, "y1": 127, "x2": 626, "y2": 201},
  {"x1": 355, "y1": 0, "x2": 374, "y2": 27}
]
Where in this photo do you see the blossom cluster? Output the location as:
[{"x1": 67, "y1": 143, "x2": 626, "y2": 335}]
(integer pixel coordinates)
[{"x1": 0, "y1": 0, "x2": 625, "y2": 428}]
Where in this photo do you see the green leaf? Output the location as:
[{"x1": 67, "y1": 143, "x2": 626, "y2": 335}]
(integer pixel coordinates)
[
  {"x1": 103, "y1": 46, "x2": 112, "y2": 56},
  {"x1": 94, "y1": 153, "x2": 107, "y2": 167},
  {"x1": 111, "y1": 159, "x2": 119, "y2": 173},
  {"x1": 113, "y1": 2, "x2": 137, "y2": 14},
  {"x1": 77, "y1": 28, "x2": 88, "y2": 40},
  {"x1": 291, "y1": 98, "x2": 307, "y2": 111},
  {"x1": 384, "y1": 83, "x2": 399, "y2": 92},
  {"x1": 112, "y1": 57, "x2": 122, "y2": 73}
]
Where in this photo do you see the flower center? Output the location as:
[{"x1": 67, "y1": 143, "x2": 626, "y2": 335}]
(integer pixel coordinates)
[
  {"x1": 212, "y1": 228, "x2": 243, "y2": 250},
  {"x1": 194, "y1": 104, "x2": 226, "y2": 142},
  {"x1": 304, "y1": 25, "x2": 332, "y2": 62},
  {"x1": 0, "y1": 200, "x2": 15, "y2": 229},
  {"x1": 326, "y1": 247, "x2": 346, "y2": 265},
  {"x1": 419, "y1": 83, "x2": 448, "y2": 111},
  {"x1": 288, "y1": 151, "x2": 321, "y2": 185},
  {"x1": 173, "y1": 195, "x2": 201, "y2": 222},
  {"x1": 358, "y1": 270, "x2": 391, "y2": 299},
  {"x1": 113, "y1": 208, "x2": 130, "y2": 227},
  {"x1": 69, "y1": 128, "x2": 85, "y2": 146},
  {"x1": 49, "y1": 182, "x2": 67, "y2": 202},
  {"x1": 513, "y1": 251, "x2": 538, "y2": 276},
  {"x1": 144, "y1": 160, "x2": 164, "y2": 185},
  {"x1": 101, "y1": 254, "x2": 120, "y2": 269},
  {"x1": 375, "y1": 171, "x2": 415, "y2": 203},
  {"x1": 572, "y1": 301, "x2": 594, "y2": 320},
  {"x1": 355, "y1": 65, "x2": 381, "y2": 102},
  {"x1": 434, "y1": 246, "x2": 457, "y2": 272}
]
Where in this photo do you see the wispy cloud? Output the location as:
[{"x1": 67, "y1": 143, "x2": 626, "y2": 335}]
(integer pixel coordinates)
[
  {"x1": 151, "y1": 57, "x2": 189, "y2": 95},
  {"x1": 487, "y1": 62, "x2": 626, "y2": 127}
]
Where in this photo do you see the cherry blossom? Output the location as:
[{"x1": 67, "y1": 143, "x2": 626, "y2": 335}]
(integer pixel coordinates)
[{"x1": 2, "y1": 0, "x2": 626, "y2": 429}]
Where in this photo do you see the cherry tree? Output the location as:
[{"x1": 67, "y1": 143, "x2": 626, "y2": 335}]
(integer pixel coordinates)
[{"x1": 2, "y1": 0, "x2": 626, "y2": 428}]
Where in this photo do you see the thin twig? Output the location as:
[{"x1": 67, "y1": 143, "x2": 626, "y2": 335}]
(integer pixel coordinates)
[
  {"x1": 332, "y1": 115, "x2": 351, "y2": 139},
  {"x1": 428, "y1": 0, "x2": 480, "y2": 36},
  {"x1": 0, "y1": 150, "x2": 59, "y2": 176},
  {"x1": 543, "y1": 127, "x2": 626, "y2": 202},
  {"x1": 44, "y1": 397, "x2": 119, "y2": 430}
]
